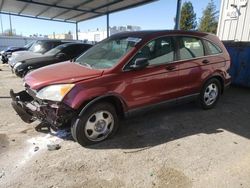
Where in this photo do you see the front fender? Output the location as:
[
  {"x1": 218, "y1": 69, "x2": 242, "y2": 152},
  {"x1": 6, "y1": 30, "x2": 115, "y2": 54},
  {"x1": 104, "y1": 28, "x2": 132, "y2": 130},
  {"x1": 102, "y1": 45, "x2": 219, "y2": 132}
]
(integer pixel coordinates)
[
  {"x1": 63, "y1": 84, "x2": 128, "y2": 112},
  {"x1": 63, "y1": 84, "x2": 107, "y2": 109}
]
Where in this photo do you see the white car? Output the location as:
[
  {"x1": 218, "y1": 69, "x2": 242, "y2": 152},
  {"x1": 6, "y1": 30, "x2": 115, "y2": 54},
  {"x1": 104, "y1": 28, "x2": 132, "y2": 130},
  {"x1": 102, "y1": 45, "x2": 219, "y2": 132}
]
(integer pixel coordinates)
[
  {"x1": 9, "y1": 51, "x2": 43, "y2": 70},
  {"x1": 8, "y1": 40, "x2": 66, "y2": 70}
]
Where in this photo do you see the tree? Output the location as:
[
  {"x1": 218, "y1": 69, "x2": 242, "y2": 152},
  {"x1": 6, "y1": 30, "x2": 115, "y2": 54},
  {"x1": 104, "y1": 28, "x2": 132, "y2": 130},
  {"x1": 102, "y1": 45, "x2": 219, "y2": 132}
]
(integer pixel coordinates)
[
  {"x1": 180, "y1": 1, "x2": 197, "y2": 30},
  {"x1": 198, "y1": 0, "x2": 219, "y2": 34}
]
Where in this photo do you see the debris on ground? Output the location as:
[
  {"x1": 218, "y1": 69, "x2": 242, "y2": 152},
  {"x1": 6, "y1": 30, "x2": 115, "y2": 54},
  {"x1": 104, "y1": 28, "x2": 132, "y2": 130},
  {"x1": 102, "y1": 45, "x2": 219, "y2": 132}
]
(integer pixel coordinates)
[
  {"x1": 34, "y1": 146, "x2": 39, "y2": 152},
  {"x1": 51, "y1": 129, "x2": 72, "y2": 139},
  {"x1": 35, "y1": 123, "x2": 50, "y2": 133},
  {"x1": 47, "y1": 144, "x2": 61, "y2": 151},
  {"x1": 0, "y1": 171, "x2": 5, "y2": 178}
]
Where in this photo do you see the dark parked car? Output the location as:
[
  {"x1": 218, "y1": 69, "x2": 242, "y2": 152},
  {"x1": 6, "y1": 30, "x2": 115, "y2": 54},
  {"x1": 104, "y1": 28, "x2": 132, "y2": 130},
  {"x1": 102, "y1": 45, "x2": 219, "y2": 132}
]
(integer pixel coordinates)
[
  {"x1": 0, "y1": 41, "x2": 34, "y2": 64},
  {"x1": 14, "y1": 43, "x2": 92, "y2": 78},
  {"x1": 8, "y1": 39, "x2": 68, "y2": 69},
  {"x1": 10, "y1": 30, "x2": 231, "y2": 146}
]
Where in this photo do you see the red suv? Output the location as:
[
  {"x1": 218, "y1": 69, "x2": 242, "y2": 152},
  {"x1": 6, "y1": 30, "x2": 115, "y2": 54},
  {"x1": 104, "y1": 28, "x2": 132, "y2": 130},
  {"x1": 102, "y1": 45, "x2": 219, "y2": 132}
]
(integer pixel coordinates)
[{"x1": 10, "y1": 30, "x2": 231, "y2": 146}]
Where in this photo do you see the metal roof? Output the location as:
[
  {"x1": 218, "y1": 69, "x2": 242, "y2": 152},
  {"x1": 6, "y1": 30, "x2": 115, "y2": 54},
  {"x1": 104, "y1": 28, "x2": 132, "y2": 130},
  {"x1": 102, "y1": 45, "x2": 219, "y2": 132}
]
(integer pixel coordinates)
[{"x1": 0, "y1": 0, "x2": 157, "y2": 24}]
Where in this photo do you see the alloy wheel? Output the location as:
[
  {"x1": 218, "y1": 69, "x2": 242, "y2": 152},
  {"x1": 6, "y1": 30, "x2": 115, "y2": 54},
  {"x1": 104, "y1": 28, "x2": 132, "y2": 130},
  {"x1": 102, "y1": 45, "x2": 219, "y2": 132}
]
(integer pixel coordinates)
[
  {"x1": 203, "y1": 83, "x2": 218, "y2": 106},
  {"x1": 84, "y1": 110, "x2": 114, "y2": 142}
]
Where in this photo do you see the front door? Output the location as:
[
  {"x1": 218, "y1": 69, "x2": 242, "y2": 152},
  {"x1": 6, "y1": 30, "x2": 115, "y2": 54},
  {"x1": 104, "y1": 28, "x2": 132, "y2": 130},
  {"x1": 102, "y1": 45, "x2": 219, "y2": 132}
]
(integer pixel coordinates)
[{"x1": 121, "y1": 36, "x2": 181, "y2": 109}]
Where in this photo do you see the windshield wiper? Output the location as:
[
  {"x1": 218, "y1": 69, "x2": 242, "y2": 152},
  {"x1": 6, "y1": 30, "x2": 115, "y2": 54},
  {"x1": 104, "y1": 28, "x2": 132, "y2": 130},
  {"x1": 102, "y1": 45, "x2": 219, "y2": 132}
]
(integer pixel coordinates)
[{"x1": 81, "y1": 62, "x2": 92, "y2": 69}]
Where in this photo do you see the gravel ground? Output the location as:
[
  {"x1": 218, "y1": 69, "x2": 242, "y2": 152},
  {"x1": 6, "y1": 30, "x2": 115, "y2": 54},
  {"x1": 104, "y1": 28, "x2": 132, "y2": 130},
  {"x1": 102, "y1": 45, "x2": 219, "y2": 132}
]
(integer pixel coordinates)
[{"x1": 0, "y1": 64, "x2": 250, "y2": 188}]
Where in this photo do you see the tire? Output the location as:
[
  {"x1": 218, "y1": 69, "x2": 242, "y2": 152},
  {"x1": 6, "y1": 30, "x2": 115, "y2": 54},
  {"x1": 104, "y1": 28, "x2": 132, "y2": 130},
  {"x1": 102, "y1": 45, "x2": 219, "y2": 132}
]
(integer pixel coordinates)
[
  {"x1": 71, "y1": 102, "x2": 119, "y2": 146},
  {"x1": 2, "y1": 57, "x2": 8, "y2": 64},
  {"x1": 199, "y1": 78, "x2": 222, "y2": 110}
]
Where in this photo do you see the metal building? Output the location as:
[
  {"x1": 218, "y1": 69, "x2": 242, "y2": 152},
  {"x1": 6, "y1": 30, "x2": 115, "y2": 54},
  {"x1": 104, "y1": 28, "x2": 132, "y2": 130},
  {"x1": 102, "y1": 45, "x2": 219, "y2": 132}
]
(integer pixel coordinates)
[{"x1": 217, "y1": 0, "x2": 250, "y2": 41}]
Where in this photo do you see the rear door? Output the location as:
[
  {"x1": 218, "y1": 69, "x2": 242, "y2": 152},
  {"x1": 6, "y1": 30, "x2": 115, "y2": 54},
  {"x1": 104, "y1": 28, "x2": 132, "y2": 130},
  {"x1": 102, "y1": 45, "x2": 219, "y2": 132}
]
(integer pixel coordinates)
[{"x1": 175, "y1": 36, "x2": 210, "y2": 96}]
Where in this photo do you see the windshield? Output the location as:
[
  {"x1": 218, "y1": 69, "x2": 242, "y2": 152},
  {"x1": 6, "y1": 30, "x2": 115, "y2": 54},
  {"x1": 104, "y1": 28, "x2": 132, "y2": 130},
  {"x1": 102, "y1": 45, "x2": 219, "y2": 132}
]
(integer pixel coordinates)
[
  {"x1": 29, "y1": 41, "x2": 52, "y2": 53},
  {"x1": 24, "y1": 41, "x2": 35, "y2": 49},
  {"x1": 45, "y1": 44, "x2": 65, "y2": 56},
  {"x1": 75, "y1": 37, "x2": 141, "y2": 69}
]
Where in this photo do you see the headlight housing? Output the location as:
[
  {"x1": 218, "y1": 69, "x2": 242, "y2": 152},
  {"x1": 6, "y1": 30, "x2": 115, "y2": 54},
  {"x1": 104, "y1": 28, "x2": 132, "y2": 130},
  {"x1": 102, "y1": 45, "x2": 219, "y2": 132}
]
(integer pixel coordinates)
[
  {"x1": 36, "y1": 84, "x2": 75, "y2": 102},
  {"x1": 9, "y1": 58, "x2": 17, "y2": 66},
  {"x1": 13, "y1": 62, "x2": 22, "y2": 70}
]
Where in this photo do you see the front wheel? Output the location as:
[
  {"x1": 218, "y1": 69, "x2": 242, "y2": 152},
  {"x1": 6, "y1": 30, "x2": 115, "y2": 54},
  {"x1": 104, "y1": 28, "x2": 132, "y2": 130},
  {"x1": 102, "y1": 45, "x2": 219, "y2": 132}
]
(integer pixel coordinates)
[
  {"x1": 71, "y1": 102, "x2": 119, "y2": 146},
  {"x1": 199, "y1": 78, "x2": 222, "y2": 109}
]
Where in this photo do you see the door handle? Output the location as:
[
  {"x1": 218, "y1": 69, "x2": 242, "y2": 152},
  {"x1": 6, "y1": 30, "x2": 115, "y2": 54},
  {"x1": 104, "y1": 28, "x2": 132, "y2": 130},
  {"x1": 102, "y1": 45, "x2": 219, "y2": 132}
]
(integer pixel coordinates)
[
  {"x1": 165, "y1": 65, "x2": 176, "y2": 71},
  {"x1": 202, "y1": 59, "x2": 209, "y2": 64}
]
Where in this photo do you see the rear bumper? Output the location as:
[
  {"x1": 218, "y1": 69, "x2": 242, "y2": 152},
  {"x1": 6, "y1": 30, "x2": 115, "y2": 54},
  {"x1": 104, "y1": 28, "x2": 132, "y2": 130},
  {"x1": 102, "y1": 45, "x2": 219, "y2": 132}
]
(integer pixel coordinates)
[
  {"x1": 224, "y1": 80, "x2": 231, "y2": 89},
  {"x1": 224, "y1": 73, "x2": 231, "y2": 90},
  {"x1": 10, "y1": 89, "x2": 76, "y2": 127},
  {"x1": 1, "y1": 53, "x2": 9, "y2": 63}
]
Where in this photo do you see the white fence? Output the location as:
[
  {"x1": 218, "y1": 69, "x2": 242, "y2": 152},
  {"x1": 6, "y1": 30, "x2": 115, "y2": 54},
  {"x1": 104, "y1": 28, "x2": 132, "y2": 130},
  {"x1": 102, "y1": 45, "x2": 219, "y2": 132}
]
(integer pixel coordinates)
[{"x1": 0, "y1": 36, "x2": 42, "y2": 51}]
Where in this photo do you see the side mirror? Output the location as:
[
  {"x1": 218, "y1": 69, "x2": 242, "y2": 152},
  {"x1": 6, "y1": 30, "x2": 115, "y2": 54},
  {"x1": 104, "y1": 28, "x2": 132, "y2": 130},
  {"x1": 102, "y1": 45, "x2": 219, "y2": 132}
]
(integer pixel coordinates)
[
  {"x1": 56, "y1": 53, "x2": 66, "y2": 59},
  {"x1": 70, "y1": 56, "x2": 78, "y2": 62},
  {"x1": 129, "y1": 58, "x2": 149, "y2": 70}
]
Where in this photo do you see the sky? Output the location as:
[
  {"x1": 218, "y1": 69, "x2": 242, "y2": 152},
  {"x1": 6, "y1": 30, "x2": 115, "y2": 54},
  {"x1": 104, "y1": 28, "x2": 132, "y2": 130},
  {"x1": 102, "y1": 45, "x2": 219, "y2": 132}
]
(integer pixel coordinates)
[{"x1": 0, "y1": 0, "x2": 221, "y2": 37}]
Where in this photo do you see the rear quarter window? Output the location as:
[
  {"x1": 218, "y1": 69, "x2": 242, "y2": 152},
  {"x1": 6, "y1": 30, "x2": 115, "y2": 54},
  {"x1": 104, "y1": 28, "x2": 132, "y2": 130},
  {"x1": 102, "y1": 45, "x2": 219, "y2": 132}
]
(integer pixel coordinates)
[{"x1": 204, "y1": 40, "x2": 222, "y2": 55}]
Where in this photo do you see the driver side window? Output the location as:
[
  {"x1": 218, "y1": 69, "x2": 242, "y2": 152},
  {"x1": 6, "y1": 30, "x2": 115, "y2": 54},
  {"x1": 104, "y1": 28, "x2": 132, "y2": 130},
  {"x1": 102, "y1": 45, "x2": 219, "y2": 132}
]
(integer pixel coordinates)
[{"x1": 130, "y1": 36, "x2": 174, "y2": 66}]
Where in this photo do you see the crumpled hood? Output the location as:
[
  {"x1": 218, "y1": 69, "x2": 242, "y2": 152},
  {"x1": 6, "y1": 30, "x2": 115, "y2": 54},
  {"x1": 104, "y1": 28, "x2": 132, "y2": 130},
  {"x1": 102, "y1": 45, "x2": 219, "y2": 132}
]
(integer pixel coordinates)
[
  {"x1": 9, "y1": 51, "x2": 43, "y2": 66},
  {"x1": 24, "y1": 61, "x2": 104, "y2": 90}
]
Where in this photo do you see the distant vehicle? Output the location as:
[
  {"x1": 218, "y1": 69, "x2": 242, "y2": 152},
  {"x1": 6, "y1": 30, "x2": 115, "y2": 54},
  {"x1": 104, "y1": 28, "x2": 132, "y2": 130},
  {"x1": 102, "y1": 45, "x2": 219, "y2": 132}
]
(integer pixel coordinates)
[
  {"x1": 0, "y1": 41, "x2": 34, "y2": 64},
  {"x1": 14, "y1": 43, "x2": 92, "y2": 77},
  {"x1": 10, "y1": 30, "x2": 231, "y2": 146},
  {"x1": 8, "y1": 40, "x2": 67, "y2": 69}
]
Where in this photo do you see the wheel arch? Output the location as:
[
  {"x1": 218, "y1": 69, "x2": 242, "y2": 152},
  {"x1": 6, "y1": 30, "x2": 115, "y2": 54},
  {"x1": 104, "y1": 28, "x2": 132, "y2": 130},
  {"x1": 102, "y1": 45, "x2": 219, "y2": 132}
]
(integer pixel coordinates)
[
  {"x1": 202, "y1": 73, "x2": 225, "y2": 94},
  {"x1": 78, "y1": 94, "x2": 127, "y2": 118}
]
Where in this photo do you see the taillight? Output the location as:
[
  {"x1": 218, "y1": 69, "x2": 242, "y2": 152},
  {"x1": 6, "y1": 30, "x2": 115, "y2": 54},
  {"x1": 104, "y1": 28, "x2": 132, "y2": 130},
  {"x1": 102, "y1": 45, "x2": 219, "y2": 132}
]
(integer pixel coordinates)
[{"x1": 225, "y1": 60, "x2": 231, "y2": 72}]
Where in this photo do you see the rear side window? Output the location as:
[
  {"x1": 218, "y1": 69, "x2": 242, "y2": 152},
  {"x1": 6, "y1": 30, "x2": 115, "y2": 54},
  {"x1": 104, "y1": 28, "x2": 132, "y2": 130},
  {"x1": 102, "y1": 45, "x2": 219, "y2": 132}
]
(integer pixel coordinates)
[
  {"x1": 204, "y1": 40, "x2": 222, "y2": 55},
  {"x1": 51, "y1": 42, "x2": 63, "y2": 48},
  {"x1": 178, "y1": 37, "x2": 204, "y2": 60}
]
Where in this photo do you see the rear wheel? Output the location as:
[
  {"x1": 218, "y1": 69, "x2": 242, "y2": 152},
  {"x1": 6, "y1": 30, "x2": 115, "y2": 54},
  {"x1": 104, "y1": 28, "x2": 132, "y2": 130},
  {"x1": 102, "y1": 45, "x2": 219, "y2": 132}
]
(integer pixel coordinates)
[
  {"x1": 71, "y1": 102, "x2": 119, "y2": 146},
  {"x1": 199, "y1": 78, "x2": 222, "y2": 109}
]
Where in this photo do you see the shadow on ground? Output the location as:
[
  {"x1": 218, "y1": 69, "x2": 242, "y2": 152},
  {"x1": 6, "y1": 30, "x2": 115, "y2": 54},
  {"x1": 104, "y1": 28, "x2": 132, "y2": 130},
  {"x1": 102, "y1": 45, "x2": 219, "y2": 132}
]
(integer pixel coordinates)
[{"x1": 37, "y1": 86, "x2": 250, "y2": 149}]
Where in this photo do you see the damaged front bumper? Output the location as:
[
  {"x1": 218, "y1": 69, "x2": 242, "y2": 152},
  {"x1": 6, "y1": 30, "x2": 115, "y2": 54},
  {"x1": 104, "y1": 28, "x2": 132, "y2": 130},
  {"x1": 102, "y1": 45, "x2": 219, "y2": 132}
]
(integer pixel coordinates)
[{"x1": 10, "y1": 89, "x2": 76, "y2": 127}]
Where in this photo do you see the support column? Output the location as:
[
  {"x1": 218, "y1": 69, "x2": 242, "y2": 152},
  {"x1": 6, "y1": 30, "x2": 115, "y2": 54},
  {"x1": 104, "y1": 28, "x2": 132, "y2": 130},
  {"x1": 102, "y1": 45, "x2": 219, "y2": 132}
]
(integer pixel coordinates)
[
  {"x1": 174, "y1": 0, "x2": 182, "y2": 30},
  {"x1": 76, "y1": 22, "x2": 78, "y2": 40},
  {"x1": 9, "y1": 13, "x2": 12, "y2": 35},
  {"x1": 0, "y1": 14, "x2": 3, "y2": 34},
  {"x1": 107, "y1": 13, "x2": 109, "y2": 38}
]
